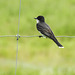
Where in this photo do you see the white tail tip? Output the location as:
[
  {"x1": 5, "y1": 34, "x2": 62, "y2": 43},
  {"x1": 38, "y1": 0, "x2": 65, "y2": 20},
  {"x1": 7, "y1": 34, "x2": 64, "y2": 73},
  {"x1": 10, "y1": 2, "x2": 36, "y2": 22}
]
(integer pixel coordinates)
[{"x1": 59, "y1": 46, "x2": 64, "y2": 48}]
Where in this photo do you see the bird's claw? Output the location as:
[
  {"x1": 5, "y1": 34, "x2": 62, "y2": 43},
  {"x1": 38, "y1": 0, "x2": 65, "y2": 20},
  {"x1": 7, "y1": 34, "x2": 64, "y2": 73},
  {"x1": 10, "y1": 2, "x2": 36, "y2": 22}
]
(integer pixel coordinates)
[{"x1": 39, "y1": 36, "x2": 43, "y2": 38}]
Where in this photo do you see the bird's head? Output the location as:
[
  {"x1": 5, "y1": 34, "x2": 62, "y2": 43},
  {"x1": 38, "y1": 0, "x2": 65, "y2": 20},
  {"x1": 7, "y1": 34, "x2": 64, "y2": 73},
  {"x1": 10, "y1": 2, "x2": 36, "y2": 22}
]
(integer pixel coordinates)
[{"x1": 34, "y1": 16, "x2": 45, "y2": 23}]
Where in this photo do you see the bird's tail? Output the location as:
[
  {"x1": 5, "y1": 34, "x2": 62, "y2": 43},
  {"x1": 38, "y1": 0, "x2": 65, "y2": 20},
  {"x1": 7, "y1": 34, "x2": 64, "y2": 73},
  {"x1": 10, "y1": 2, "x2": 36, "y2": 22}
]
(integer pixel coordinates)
[{"x1": 50, "y1": 37, "x2": 64, "y2": 48}]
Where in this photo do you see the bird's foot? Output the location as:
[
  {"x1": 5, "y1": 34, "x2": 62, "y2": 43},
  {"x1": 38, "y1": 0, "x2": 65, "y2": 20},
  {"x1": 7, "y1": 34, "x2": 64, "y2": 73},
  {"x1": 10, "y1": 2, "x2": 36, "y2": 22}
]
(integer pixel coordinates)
[{"x1": 39, "y1": 36, "x2": 43, "y2": 38}]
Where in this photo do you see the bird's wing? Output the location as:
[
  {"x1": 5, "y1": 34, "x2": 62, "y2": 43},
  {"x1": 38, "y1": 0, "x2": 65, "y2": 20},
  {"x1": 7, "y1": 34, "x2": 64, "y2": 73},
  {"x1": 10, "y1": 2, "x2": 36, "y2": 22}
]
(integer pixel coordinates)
[{"x1": 37, "y1": 23, "x2": 55, "y2": 37}]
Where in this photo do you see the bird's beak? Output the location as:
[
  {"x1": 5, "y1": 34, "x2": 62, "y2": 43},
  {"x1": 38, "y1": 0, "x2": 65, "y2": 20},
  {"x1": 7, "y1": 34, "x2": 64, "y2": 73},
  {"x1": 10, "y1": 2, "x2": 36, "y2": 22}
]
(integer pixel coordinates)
[{"x1": 34, "y1": 18, "x2": 37, "y2": 19}]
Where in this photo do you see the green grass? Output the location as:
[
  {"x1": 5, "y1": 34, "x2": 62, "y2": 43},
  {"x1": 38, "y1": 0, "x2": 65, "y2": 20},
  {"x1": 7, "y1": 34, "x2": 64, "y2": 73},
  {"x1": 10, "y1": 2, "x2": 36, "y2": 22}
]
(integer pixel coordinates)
[{"x1": 0, "y1": 0, "x2": 75, "y2": 75}]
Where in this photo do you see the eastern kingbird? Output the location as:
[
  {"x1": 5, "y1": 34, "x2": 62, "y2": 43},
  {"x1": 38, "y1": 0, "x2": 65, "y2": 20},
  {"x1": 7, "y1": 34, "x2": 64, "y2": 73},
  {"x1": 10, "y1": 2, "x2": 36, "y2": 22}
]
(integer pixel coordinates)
[{"x1": 34, "y1": 16, "x2": 64, "y2": 48}]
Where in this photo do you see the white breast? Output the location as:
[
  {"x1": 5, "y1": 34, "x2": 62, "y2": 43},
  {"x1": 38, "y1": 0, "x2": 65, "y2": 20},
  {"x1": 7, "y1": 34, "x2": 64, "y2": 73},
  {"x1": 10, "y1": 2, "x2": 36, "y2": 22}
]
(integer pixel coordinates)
[{"x1": 36, "y1": 19, "x2": 40, "y2": 23}]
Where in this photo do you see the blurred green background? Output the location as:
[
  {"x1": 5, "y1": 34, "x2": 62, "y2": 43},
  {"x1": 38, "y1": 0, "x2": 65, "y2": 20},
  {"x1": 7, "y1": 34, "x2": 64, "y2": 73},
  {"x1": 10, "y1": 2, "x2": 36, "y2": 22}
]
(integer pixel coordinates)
[{"x1": 0, "y1": 0, "x2": 75, "y2": 75}]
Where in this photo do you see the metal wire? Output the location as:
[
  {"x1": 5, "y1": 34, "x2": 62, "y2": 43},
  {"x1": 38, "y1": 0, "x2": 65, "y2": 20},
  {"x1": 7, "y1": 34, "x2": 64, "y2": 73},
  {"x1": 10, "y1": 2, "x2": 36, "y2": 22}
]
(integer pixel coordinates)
[
  {"x1": 56, "y1": 36, "x2": 75, "y2": 38},
  {"x1": 15, "y1": 0, "x2": 21, "y2": 75},
  {"x1": 0, "y1": 35, "x2": 16, "y2": 37},
  {"x1": 15, "y1": 39, "x2": 19, "y2": 75},
  {"x1": 20, "y1": 35, "x2": 40, "y2": 37},
  {"x1": 17, "y1": 0, "x2": 21, "y2": 34},
  {"x1": 0, "y1": 35, "x2": 75, "y2": 38},
  {"x1": 20, "y1": 35, "x2": 75, "y2": 38}
]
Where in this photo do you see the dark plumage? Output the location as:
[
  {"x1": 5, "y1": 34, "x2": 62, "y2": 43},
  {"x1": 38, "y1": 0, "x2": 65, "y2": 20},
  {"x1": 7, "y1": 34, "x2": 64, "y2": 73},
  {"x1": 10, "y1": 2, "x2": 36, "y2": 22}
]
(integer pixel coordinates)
[{"x1": 34, "y1": 16, "x2": 64, "y2": 48}]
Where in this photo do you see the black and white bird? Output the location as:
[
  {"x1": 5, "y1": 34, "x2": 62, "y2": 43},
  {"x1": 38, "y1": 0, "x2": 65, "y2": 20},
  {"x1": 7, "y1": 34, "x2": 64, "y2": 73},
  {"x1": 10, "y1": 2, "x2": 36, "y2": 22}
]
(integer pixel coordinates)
[{"x1": 34, "y1": 16, "x2": 64, "y2": 48}]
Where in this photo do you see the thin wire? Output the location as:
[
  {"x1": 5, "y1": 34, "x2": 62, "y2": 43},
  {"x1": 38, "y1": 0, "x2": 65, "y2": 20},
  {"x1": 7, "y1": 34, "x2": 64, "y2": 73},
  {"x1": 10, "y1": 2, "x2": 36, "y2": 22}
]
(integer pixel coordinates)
[
  {"x1": 15, "y1": 0, "x2": 21, "y2": 75},
  {"x1": 56, "y1": 36, "x2": 75, "y2": 38},
  {"x1": 17, "y1": 0, "x2": 21, "y2": 34},
  {"x1": 15, "y1": 40, "x2": 18, "y2": 75},
  {"x1": 0, "y1": 35, "x2": 16, "y2": 37},
  {"x1": 20, "y1": 35, "x2": 75, "y2": 38},
  {"x1": 0, "y1": 35, "x2": 75, "y2": 38},
  {"x1": 20, "y1": 35, "x2": 39, "y2": 37}
]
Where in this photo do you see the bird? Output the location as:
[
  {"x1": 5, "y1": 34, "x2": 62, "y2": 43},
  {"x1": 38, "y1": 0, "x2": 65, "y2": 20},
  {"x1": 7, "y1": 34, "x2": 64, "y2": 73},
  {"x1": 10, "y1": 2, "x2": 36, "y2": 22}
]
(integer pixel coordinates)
[{"x1": 34, "y1": 16, "x2": 64, "y2": 48}]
